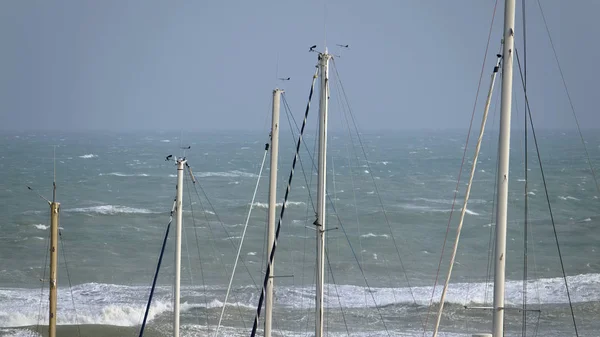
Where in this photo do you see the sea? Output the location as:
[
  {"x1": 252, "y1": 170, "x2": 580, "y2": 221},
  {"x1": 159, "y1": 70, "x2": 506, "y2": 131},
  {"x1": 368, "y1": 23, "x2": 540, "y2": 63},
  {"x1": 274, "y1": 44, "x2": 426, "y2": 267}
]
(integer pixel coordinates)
[{"x1": 1, "y1": 129, "x2": 599, "y2": 337}]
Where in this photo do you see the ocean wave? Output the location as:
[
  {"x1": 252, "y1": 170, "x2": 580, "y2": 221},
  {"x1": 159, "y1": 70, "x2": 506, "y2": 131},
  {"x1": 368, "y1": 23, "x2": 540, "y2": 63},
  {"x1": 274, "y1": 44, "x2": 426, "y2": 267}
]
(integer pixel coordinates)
[
  {"x1": 399, "y1": 203, "x2": 480, "y2": 216},
  {"x1": 78, "y1": 154, "x2": 97, "y2": 159},
  {"x1": 251, "y1": 201, "x2": 305, "y2": 209},
  {"x1": 275, "y1": 273, "x2": 600, "y2": 309},
  {"x1": 99, "y1": 172, "x2": 150, "y2": 177},
  {"x1": 2, "y1": 274, "x2": 599, "y2": 327},
  {"x1": 64, "y1": 205, "x2": 157, "y2": 215},
  {"x1": 196, "y1": 170, "x2": 258, "y2": 178},
  {"x1": 558, "y1": 195, "x2": 580, "y2": 201},
  {"x1": 33, "y1": 224, "x2": 48, "y2": 230},
  {"x1": 360, "y1": 233, "x2": 389, "y2": 239},
  {"x1": 413, "y1": 197, "x2": 487, "y2": 205}
]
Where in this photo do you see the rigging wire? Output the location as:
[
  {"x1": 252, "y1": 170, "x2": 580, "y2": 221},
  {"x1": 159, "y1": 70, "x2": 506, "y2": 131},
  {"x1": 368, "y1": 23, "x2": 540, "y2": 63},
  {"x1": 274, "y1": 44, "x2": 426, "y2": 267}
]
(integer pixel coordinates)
[
  {"x1": 332, "y1": 58, "x2": 421, "y2": 328},
  {"x1": 58, "y1": 229, "x2": 82, "y2": 337},
  {"x1": 285, "y1": 62, "x2": 394, "y2": 336},
  {"x1": 325, "y1": 247, "x2": 351, "y2": 337},
  {"x1": 35, "y1": 215, "x2": 51, "y2": 334},
  {"x1": 332, "y1": 63, "x2": 377, "y2": 308},
  {"x1": 484, "y1": 84, "x2": 501, "y2": 306},
  {"x1": 282, "y1": 91, "x2": 318, "y2": 335},
  {"x1": 215, "y1": 143, "x2": 269, "y2": 336},
  {"x1": 138, "y1": 199, "x2": 176, "y2": 337},
  {"x1": 249, "y1": 67, "x2": 319, "y2": 337},
  {"x1": 515, "y1": 47, "x2": 580, "y2": 337},
  {"x1": 188, "y1": 169, "x2": 261, "y2": 292},
  {"x1": 431, "y1": 54, "x2": 502, "y2": 337},
  {"x1": 535, "y1": 0, "x2": 600, "y2": 194},
  {"x1": 325, "y1": 191, "x2": 392, "y2": 337},
  {"x1": 186, "y1": 168, "x2": 250, "y2": 330},
  {"x1": 422, "y1": 0, "x2": 500, "y2": 332},
  {"x1": 282, "y1": 94, "x2": 317, "y2": 213},
  {"x1": 184, "y1": 176, "x2": 211, "y2": 333}
]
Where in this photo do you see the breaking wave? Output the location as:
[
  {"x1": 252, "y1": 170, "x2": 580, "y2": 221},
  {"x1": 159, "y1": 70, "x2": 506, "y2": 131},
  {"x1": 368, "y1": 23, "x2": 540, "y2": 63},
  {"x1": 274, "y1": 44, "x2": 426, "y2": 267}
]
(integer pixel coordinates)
[{"x1": 64, "y1": 205, "x2": 157, "y2": 215}]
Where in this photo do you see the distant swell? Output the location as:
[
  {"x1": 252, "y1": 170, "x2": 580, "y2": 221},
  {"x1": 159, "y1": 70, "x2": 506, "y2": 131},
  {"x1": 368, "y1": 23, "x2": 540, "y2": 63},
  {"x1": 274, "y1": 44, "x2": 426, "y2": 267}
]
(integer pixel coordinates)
[{"x1": 64, "y1": 205, "x2": 157, "y2": 215}]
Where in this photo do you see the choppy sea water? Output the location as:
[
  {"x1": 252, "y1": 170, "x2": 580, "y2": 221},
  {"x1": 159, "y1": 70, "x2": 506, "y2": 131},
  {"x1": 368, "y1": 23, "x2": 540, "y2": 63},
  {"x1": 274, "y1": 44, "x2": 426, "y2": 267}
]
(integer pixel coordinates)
[{"x1": 1, "y1": 130, "x2": 599, "y2": 337}]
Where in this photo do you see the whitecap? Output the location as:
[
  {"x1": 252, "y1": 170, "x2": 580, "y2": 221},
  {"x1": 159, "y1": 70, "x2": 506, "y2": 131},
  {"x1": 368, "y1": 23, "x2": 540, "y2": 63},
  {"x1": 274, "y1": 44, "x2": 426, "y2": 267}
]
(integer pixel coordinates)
[{"x1": 65, "y1": 205, "x2": 156, "y2": 215}]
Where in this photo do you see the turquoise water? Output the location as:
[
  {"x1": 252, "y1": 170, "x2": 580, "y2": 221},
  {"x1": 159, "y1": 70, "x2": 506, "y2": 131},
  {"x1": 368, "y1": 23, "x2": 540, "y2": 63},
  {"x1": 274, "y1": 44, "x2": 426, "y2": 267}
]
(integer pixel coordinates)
[{"x1": 1, "y1": 130, "x2": 599, "y2": 336}]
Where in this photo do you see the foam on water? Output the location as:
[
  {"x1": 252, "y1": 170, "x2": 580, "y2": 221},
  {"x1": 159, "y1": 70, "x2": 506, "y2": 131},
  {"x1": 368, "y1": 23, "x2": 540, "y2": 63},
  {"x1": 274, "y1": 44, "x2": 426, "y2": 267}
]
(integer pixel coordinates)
[
  {"x1": 274, "y1": 273, "x2": 600, "y2": 309},
  {"x1": 0, "y1": 285, "x2": 171, "y2": 327},
  {"x1": 196, "y1": 170, "x2": 258, "y2": 178},
  {"x1": 360, "y1": 233, "x2": 389, "y2": 239},
  {"x1": 99, "y1": 172, "x2": 150, "y2": 177},
  {"x1": 4, "y1": 273, "x2": 589, "y2": 326},
  {"x1": 78, "y1": 154, "x2": 97, "y2": 159},
  {"x1": 251, "y1": 201, "x2": 305, "y2": 208},
  {"x1": 64, "y1": 205, "x2": 157, "y2": 215}
]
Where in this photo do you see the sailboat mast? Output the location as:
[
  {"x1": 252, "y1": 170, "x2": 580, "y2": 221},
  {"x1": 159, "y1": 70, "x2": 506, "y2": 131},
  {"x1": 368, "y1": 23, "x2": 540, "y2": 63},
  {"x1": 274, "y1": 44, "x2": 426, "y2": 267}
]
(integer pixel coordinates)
[
  {"x1": 49, "y1": 199, "x2": 59, "y2": 337},
  {"x1": 492, "y1": 0, "x2": 516, "y2": 336},
  {"x1": 316, "y1": 49, "x2": 331, "y2": 337},
  {"x1": 265, "y1": 88, "x2": 282, "y2": 337},
  {"x1": 174, "y1": 158, "x2": 186, "y2": 337}
]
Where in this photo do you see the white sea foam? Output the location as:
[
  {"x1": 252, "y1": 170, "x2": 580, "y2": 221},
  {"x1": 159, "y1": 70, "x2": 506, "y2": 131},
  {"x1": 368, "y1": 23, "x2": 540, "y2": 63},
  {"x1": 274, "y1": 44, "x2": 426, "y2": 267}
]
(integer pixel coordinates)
[
  {"x1": 160, "y1": 139, "x2": 170, "y2": 143},
  {"x1": 413, "y1": 197, "x2": 487, "y2": 205},
  {"x1": 99, "y1": 172, "x2": 150, "y2": 177},
  {"x1": 1, "y1": 274, "x2": 599, "y2": 327},
  {"x1": 360, "y1": 233, "x2": 389, "y2": 239},
  {"x1": 33, "y1": 224, "x2": 48, "y2": 230},
  {"x1": 196, "y1": 170, "x2": 258, "y2": 178},
  {"x1": 65, "y1": 205, "x2": 156, "y2": 215},
  {"x1": 78, "y1": 154, "x2": 97, "y2": 159},
  {"x1": 400, "y1": 203, "x2": 480, "y2": 216},
  {"x1": 275, "y1": 273, "x2": 600, "y2": 309},
  {"x1": 251, "y1": 201, "x2": 305, "y2": 209},
  {"x1": 559, "y1": 195, "x2": 580, "y2": 201}
]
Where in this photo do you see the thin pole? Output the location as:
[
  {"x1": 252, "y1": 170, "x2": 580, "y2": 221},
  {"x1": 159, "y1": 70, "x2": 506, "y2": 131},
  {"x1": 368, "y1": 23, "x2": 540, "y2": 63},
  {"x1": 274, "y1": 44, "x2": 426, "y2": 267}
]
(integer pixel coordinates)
[
  {"x1": 174, "y1": 159, "x2": 186, "y2": 337},
  {"x1": 49, "y1": 201, "x2": 60, "y2": 337},
  {"x1": 431, "y1": 55, "x2": 501, "y2": 337},
  {"x1": 265, "y1": 88, "x2": 282, "y2": 337},
  {"x1": 316, "y1": 50, "x2": 331, "y2": 337},
  {"x1": 493, "y1": 1, "x2": 516, "y2": 336}
]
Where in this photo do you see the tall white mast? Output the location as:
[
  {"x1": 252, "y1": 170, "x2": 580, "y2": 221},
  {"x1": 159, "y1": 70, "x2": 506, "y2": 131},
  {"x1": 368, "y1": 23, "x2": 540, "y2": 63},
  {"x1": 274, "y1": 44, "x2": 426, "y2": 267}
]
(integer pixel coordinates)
[
  {"x1": 493, "y1": 0, "x2": 516, "y2": 336},
  {"x1": 265, "y1": 88, "x2": 282, "y2": 337},
  {"x1": 174, "y1": 158, "x2": 186, "y2": 337},
  {"x1": 316, "y1": 49, "x2": 331, "y2": 337}
]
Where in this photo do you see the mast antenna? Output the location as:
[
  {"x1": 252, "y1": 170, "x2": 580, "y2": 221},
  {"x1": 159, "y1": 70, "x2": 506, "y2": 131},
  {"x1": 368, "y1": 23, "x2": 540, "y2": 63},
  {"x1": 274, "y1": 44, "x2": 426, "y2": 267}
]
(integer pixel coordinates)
[{"x1": 53, "y1": 145, "x2": 56, "y2": 202}]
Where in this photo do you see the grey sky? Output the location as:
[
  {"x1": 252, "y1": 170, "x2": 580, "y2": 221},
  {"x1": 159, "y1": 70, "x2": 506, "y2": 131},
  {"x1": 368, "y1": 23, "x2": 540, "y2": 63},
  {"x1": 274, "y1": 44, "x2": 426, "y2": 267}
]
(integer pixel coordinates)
[{"x1": 0, "y1": 1, "x2": 598, "y2": 131}]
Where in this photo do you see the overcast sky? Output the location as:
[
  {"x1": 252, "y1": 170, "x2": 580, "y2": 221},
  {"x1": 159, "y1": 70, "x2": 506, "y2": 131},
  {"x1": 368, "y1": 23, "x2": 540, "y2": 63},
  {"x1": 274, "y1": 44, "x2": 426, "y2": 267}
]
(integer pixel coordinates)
[{"x1": 0, "y1": 1, "x2": 598, "y2": 131}]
